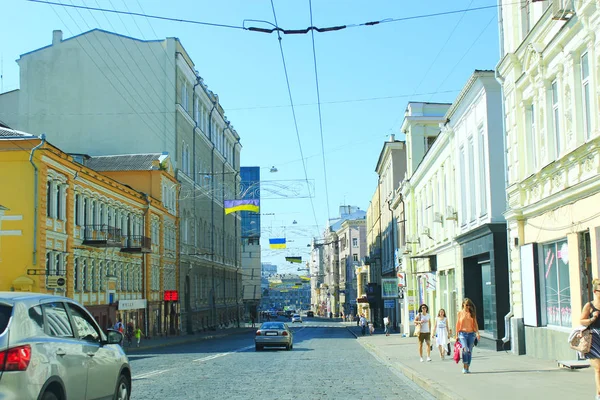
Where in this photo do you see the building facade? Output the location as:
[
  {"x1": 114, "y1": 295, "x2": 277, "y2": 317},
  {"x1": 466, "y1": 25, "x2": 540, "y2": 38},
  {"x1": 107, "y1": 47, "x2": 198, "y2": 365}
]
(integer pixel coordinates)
[
  {"x1": 240, "y1": 167, "x2": 261, "y2": 320},
  {"x1": 498, "y1": 0, "x2": 600, "y2": 359},
  {"x1": 0, "y1": 130, "x2": 178, "y2": 336},
  {"x1": 335, "y1": 217, "x2": 367, "y2": 319},
  {"x1": 0, "y1": 29, "x2": 244, "y2": 333}
]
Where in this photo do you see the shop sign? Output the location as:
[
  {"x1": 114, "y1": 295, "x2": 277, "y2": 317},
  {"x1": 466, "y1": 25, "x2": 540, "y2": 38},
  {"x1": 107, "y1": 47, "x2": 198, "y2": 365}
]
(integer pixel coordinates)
[
  {"x1": 118, "y1": 299, "x2": 147, "y2": 311},
  {"x1": 397, "y1": 272, "x2": 406, "y2": 287},
  {"x1": 46, "y1": 276, "x2": 66, "y2": 289},
  {"x1": 381, "y1": 278, "x2": 398, "y2": 299},
  {"x1": 384, "y1": 300, "x2": 396, "y2": 309},
  {"x1": 164, "y1": 290, "x2": 179, "y2": 301}
]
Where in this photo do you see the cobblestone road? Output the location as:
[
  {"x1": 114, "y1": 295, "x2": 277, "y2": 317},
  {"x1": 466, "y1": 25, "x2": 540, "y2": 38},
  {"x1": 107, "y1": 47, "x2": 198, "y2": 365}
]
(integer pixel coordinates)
[{"x1": 129, "y1": 321, "x2": 433, "y2": 400}]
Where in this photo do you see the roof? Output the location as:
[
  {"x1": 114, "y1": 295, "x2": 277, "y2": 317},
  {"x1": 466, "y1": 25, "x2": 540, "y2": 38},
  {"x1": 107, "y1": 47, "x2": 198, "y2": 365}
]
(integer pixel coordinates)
[
  {"x1": 0, "y1": 126, "x2": 37, "y2": 139},
  {"x1": 0, "y1": 292, "x2": 72, "y2": 306},
  {"x1": 85, "y1": 153, "x2": 168, "y2": 171}
]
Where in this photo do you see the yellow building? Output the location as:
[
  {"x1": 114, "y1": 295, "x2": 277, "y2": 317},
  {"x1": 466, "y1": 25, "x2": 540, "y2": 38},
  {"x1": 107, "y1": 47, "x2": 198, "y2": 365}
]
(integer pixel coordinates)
[{"x1": 0, "y1": 129, "x2": 178, "y2": 336}]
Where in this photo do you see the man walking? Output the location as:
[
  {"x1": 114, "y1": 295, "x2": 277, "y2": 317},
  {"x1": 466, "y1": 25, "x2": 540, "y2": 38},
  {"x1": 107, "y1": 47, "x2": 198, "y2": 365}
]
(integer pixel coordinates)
[
  {"x1": 360, "y1": 314, "x2": 367, "y2": 336},
  {"x1": 384, "y1": 316, "x2": 390, "y2": 336}
]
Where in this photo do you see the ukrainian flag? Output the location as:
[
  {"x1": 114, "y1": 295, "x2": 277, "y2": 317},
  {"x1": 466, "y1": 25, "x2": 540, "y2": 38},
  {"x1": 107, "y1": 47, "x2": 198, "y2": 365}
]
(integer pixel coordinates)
[
  {"x1": 269, "y1": 238, "x2": 286, "y2": 249},
  {"x1": 224, "y1": 199, "x2": 259, "y2": 215},
  {"x1": 285, "y1": 256, "x2": 302, "y2": 263}
]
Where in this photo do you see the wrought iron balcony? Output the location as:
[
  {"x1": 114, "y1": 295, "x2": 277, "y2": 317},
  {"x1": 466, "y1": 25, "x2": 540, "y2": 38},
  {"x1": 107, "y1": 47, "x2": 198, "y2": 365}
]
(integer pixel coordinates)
[
  {"x1": 121, "y1": 235, "x2": 152, "y2": 253},
  {"x1": 83, "y1": 225, "x2": 123, "y2": 247}
]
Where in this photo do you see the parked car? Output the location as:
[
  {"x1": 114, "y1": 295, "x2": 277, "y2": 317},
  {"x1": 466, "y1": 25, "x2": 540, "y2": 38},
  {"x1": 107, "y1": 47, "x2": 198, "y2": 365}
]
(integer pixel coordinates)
[
  {"x1": 291, "y1": 314, "x2": 302, "y2": 323},
  {"x1": 306, "y1": 311, "x2": 314, "y2": 317},
  {"x1": 255, "y1": 322, "x2": 293, "y2": 351},
  {"x1": 0, "y1": 292, "x2": 131, "y2": 400}
]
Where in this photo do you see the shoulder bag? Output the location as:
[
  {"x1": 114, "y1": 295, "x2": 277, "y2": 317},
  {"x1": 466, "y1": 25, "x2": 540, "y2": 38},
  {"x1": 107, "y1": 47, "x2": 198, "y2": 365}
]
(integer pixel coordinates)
[{"x1": 413, "y1": 313, "x2": 421, "y2": 337}]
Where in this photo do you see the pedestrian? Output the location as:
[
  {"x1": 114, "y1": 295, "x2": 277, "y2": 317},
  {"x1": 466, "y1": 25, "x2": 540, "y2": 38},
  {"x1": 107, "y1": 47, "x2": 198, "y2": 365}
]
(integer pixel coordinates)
[
  {"x1": 383, "y1": 316, "x2": 390, "y2": 336},
  {"x1": 368, "y1": 321, "x2": 374, "y2": 335},
  {"x1": 134, "y1": 327, "x2": 144, "y2": 347},
  {"x1": 455, "y1": 298, "x2": 480, "y2": 374},
  {"x1": 360, "y1": 314, "x2": 367, "y2": 336},
  {"x1": 580, "y1": 278, "x2": 600, "y2": 399},
  {"x1": 356, "y1": 314, "x2": 360, "y2": 327},
  {"x1": 251, "y1": 314, "x2": 255, "y2": 328},
  {"x1": 432, "y1": 308, "x2": 450, "y2": 360},
  {"x1": 415, "y1": 304, "x2": 432, "y2": 362}
]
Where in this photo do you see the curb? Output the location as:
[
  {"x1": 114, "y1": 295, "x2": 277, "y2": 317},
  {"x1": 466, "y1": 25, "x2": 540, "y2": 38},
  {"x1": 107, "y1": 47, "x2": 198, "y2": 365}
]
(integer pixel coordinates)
[
  {"x1": 360, "y1": 341, "x2": 464, "y2": 400},
  {"x1": 125, "y1": 328, "x2": 254, "y2": 353}
]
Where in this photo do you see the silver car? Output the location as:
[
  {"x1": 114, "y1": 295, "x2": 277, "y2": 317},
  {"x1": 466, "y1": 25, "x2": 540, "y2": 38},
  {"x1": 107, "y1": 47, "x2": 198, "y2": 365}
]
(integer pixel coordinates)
[
  {"x1": 255, "y1": 322, "x2": 293, "y2": 351},
  {"x1": 0, "y1": 292, "x2": 131, "y2": 400}
]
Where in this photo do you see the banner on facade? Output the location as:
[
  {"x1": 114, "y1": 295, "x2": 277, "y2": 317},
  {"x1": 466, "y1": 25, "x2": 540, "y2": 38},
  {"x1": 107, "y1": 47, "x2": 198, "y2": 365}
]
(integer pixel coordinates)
[
  {"x1": 397, "y1": 272, "x2": 406, "y2": 287},
  {"x1": 118, "y1": 299, "x2": 147, "y2": 311},
  {"x1": 381, "y1": 278, "x2": 398, "y2": 299},
  {"x1": 426, "y1": 273, "x2": 437, "y2": 292}
]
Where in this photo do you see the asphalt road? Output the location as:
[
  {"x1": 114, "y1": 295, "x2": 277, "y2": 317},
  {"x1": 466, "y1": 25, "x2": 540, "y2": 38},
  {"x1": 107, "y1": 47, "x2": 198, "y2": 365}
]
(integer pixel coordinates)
[{"x1": 128, "y1": 318, "x2": 433, "y2": 400}]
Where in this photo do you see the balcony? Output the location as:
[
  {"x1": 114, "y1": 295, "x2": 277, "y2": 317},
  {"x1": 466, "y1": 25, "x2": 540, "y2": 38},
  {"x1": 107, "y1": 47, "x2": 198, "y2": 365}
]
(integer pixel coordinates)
[
  {"x1": 83, "y1": 225, "x2": 123, "y2": 248},
  {"x1": 121, "y1": 235, "x2": 152, "y2": 253}
]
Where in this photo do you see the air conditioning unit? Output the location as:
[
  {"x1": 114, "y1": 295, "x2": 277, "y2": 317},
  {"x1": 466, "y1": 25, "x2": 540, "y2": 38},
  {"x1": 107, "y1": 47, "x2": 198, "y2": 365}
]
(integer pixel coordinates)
[
  {"x1": 433, "y1": 212, "x2": 443, "y2": 224},
  {"x1": 446, "y1": 206, "x2": 458, "y2": 221},
  {"x1": 420, "y1": 226, "x2": 431, "y2": 236},
  {"x1": 405, "y1": 235, "x2": 420, "y2": 244},
  {"x1": 551, "y1": 0, "x2": 575, "y2": 20}
]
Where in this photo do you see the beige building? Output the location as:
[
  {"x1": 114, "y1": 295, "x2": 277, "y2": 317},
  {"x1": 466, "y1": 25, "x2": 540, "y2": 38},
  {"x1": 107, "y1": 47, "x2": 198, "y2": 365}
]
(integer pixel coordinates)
[
  {"x1": 0, "y1": 29, "x2": 243, "y2": 333},
  {"x1": 498, "y1": 0, "x2": 600, "y2": 359}
]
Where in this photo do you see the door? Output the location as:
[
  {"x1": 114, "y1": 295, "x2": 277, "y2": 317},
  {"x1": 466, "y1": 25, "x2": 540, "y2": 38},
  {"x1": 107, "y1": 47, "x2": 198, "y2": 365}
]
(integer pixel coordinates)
[
  {"x1": 581, "y1": 232, "x2": 593, "y2": 307},
  {"x1": 66, "y1": 303, "x2": 119, "y2": 400},
  {"x1": 481, "y1": 263, "x2": 494, "y2": 331},
  {"x1": 39, "y1": 302, "x2": 88, "y2": 400}
]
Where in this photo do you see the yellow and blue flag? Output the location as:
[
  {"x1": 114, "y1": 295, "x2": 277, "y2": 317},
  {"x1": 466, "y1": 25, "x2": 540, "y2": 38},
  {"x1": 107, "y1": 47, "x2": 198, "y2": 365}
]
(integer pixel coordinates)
[
  {"x1": 269, "y1": 238, "x2": 286, "y2": 249},
  {"x1": 224, "y1": 199, "x2": 259, "y2": 215},
  {"x1": 285, "y1": 256, "x2": 302, "y2": 263}
]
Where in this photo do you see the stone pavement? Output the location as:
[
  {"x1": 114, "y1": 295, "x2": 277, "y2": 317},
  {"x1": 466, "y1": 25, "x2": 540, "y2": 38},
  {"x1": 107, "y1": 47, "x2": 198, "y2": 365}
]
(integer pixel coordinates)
[
  {"x1": 121, "y1": 327, "x2": 255, "y2": 353},
  {"x1": 346, "y1": 324, "x2": 596, "y2": 400}
]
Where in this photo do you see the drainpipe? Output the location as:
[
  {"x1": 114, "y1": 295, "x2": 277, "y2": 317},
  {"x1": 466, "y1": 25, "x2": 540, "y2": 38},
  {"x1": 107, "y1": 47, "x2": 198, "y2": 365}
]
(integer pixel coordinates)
[
  {"x1": 232, "y1": 137, "x2": 241, "y2": 327},
  {"x1": 208, "y1": 98, "x2": 217, "y2": 329},
  {"x1": 387, "y1": 199, "x2": 396, "y2": 330},
  {"x1": 29, "y1": 134, "x2": 46, "y2": 266},
  {"x1": 496, "y1": 58, "x2": 514, "y2": 347}
]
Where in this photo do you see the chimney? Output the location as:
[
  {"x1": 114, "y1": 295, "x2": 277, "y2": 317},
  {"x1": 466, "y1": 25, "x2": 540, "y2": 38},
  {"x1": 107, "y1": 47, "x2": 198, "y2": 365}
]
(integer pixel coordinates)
[
  {"x1": 52, "y1": 30, "x2": 63, "y2": 46},
  {"x1": 389, "y1": 134, "x2": 395, "y2": 142}
]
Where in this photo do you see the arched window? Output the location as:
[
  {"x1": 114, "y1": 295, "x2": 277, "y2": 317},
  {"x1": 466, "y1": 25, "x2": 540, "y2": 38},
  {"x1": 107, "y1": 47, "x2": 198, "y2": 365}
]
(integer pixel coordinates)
[
  {"x1": 90, "y1": 261, "x2": 96, "y2": 291},
  {"x1": 74, "y1": 258, "x2": 80, "y2": 292},
  {"x1": 82, "y1": 259, "x2": 88, "y2": 292},
  {"x1": 121, "y1": 265, "x2": 126, "y2": 291},
  {"x1": 98, "y1": 262, "x2": 105, "y2": 291}
]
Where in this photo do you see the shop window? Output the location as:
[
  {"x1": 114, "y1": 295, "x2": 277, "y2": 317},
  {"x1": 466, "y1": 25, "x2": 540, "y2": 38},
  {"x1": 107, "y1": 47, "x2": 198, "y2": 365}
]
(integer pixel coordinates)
[{"x1": 542, "y1": 239, "x2": 571, "y2": 327}]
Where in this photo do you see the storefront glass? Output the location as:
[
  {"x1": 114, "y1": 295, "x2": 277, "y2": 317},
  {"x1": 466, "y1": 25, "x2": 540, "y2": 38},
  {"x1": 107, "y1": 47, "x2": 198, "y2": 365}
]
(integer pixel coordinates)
[{"x1": 542, "y1": 239, "x2": 571, "y2": 327}]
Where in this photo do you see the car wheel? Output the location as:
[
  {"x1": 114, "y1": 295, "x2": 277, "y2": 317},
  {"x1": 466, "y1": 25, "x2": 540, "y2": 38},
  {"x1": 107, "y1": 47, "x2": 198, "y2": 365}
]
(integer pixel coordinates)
[
  {"x1": 41, "y1": 391, "x2": 59, "y2": 400},
  {"x1": 114, "y1": 374, "x2": 130, "y2": 400},
  {"x1": 286, "y1": 344, "x2": 291, "y2": 351},
  {"x1": 255, "y1": 344, "x2": 261, "y2": 351}
]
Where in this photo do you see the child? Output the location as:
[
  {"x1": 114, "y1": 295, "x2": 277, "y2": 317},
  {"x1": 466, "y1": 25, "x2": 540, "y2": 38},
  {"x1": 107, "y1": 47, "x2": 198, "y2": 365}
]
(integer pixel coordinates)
[{"x1": 134, "y1": 327, "x2": 144, "y2": 347}]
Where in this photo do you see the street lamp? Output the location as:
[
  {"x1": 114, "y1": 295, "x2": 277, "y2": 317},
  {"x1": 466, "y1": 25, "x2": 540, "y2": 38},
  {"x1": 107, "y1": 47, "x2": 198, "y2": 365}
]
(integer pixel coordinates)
[{"x1": 269, "y1": 166, "x2": 278, "y2": 173}]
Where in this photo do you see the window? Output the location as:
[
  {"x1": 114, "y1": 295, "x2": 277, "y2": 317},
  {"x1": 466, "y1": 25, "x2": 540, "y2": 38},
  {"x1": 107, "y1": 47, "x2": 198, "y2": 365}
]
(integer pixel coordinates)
[
  {"x1": 46, "y1": 181, "x2": 52, "y2": 217},
  {"x1": 581, "y1": 52, "x2": 591, "y2": 140},
  {"x1": 28, "y1": 306, "x2": 44, "y2": 332},
  {"x1": 542, "y1": 239, "x2": 571, "y2": 327},
  {"x1": 56, "y1": 185, "x2": 62, "y2": 220},
  {"x1": 425, "y1": 135, "x2": 437, "y2": 152},
  {"x1": 478, "y1": 127, "x2": 488, "y2": 216},
  {"x1": 181, "y1": 82, "x2": 188, "y2": 111},
  {"x1": 459, "y1": 147, "x2": 467, "y2": 225},
  {"x1": 194, "y1": 97, "x2": 199, "y2": 123},
  {"x1": 75, "y1": 194, "x2": 81, "y2": 226},
  {"x1": 74, "y1": 258, "x2": 80, "y2": 292},
  {"x1": 468, "y1": 137, "x2": 476, "y2": 221},
  {"x1": 42, "y1": 302, "x2": 74, "y2": 338},
  {"x1": 90, "y1": 261, "x2": 96, "y2": 291},
  {"x1": 527, "y1": 104, "x2": 538, "y2": 171},
  {"x1": 67, "y1": 303, "x2": 100, "y2": 342},
  {"x1": 82, "y1": 259, "x2": 88, "y2": 292},
  {"x1": 352, "y1": 238, "x2": 358, "y2": 248},
  {"x1": 353, "y1": 254, "x2": 358, "y2": 262},
  {"x1": 551, "y1": 80, "x2": 561, "y2": 157}
]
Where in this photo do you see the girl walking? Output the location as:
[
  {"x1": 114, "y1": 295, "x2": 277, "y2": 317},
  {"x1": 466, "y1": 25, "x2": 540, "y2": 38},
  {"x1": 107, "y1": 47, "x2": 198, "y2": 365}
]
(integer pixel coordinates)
[
  {"x1": 433, "y1": 309, "x2": 450, "y2": 360},
  {"x1": 415, "y1": 304, "x2": 432, "y2": 362},
  {"x1": 455, "y1": 298, "x2": 480, "y2": 373}
]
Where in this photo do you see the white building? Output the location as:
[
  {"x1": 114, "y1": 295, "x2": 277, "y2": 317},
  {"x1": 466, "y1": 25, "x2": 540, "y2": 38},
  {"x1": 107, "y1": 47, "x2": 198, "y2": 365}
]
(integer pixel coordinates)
[{"x1": 497, "y1": 0, "x2": 600, "y2": 359}]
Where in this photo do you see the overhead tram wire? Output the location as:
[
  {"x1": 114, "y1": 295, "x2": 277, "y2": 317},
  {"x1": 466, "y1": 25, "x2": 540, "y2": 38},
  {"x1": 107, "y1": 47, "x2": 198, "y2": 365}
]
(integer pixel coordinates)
[
  {"x1": 28, "y1": 0, "x2": 523, "y2": 36},
  {"x1": 308, "y1": 0, "x2": 331, "y2": 224},
  {"x1": 270, "y1": 0, "x2": 321, "y2": 236}
]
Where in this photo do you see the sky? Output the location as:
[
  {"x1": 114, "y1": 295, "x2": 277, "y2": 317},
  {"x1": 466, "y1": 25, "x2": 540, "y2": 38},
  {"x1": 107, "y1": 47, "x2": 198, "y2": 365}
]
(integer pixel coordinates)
[{"x1": 1, "y1": 0, "x2": 501, "y2": 274}]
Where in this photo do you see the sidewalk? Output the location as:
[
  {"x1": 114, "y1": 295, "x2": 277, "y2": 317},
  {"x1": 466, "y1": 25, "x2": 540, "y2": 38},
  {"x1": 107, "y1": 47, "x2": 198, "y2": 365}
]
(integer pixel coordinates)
[
  {"x1": 347, "y1": 326, "x2": 595, "y2": 400},
  {"x1": 123, "y1": 327, "x2": 255, "y2": 353}
]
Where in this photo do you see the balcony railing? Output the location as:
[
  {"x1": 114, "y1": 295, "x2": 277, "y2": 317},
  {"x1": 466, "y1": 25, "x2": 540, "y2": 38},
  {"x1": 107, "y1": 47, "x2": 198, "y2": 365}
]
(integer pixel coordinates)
[
  {"x1": 121, "y1": 236, "x2": 152, "y2": 253},
  {"x1": 83, "y1": 225, "x2": 123, "y2": 247}
]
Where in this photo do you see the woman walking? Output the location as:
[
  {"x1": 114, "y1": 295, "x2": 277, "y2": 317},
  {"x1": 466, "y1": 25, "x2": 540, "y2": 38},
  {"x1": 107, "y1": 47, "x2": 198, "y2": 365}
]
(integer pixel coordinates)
[
  {"x1": 581, "y1": 278, "x2": 600, "y2": 399},
  {"x1": 433, "y1": 309, "x2": 450, "y2": 360},
  {"x1": 415, "y1": 304, "x2": 432, "y2": 362},
  {"x1": 455, "y1": 298, "x2": 480, "y2": 373}
]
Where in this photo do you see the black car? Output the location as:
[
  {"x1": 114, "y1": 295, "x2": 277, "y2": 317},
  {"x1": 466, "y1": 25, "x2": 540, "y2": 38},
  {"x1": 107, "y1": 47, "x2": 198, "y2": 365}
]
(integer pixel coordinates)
[{"x1": 306, "y1": 311, "x2": 314, "y2": 317}]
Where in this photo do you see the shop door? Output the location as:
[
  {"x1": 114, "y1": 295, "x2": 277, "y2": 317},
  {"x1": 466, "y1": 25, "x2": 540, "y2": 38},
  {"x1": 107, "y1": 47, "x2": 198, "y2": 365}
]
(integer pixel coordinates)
[
  {"x1": 481, "y1": 263, "x2": 494, "y2": 331},
  {"x1": 581, "y1": 232, "x2": 593, "y2": 307}
]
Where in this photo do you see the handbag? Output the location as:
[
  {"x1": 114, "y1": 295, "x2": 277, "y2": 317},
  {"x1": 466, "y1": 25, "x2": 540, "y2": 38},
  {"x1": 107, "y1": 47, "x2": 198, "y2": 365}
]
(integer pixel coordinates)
[
  {"x1": 570, "y1": 328, "x2": 592, "y2": 353},
  {"x1": 446, "y1": 342, "x2": 452, "y2": 356},
  {"x1": 453, "y1": 340, "x2": 462, "y2": 364},
  {"x1": 413, "y1": 313, "x2": 421, "y2": 337}
]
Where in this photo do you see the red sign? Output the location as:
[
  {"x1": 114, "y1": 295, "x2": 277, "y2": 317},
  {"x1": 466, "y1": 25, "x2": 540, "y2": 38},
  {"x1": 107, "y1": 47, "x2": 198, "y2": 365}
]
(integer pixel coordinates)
[{"x1": 164, "y1": 290, "x2": 179, "y2": 301}]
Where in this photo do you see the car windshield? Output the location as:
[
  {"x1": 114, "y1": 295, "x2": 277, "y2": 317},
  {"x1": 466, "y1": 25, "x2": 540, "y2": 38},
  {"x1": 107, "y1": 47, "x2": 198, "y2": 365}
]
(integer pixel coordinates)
[
  {"x1": 261, "y1": 323, "x2": 284, "y2": 330},
  {"x1": 0, "y1": 305, "x2": 11, "y2": 334}
]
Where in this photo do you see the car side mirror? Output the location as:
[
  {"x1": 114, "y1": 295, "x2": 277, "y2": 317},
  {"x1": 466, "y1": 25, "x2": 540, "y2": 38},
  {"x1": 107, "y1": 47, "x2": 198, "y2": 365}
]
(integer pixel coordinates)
[{"x1": 105, "y1": 329, "x2": 123, "y2": 345}]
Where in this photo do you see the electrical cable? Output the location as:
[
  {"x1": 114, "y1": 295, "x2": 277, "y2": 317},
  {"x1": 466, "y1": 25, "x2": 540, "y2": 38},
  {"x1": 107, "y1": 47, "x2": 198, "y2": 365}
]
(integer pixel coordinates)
[
  {"x1": 270, "y1": 0, "x2": 322, "y2": 236},
  {"x1": 308, "y1": 0, "x2": 331, "y2": 225}
]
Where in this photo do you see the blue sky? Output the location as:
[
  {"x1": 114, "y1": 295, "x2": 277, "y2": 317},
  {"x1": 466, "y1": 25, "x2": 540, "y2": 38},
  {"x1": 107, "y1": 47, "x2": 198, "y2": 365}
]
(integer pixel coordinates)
[{"x1": 1, "y1": 0, "x2": 500, "y2": 273}]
